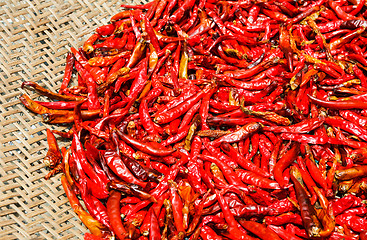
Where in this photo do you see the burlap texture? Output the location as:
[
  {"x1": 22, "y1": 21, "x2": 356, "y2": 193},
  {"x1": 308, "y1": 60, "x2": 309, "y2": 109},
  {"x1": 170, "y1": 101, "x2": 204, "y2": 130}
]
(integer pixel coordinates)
[{"x1": 0, "y1": 0, "x2": 145, "y2": 239}]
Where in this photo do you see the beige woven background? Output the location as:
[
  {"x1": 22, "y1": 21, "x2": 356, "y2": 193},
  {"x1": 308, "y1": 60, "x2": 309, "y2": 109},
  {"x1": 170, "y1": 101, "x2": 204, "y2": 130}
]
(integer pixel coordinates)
[{"x1": 0, "y1": 0, "x2": 145, "y2": 239}]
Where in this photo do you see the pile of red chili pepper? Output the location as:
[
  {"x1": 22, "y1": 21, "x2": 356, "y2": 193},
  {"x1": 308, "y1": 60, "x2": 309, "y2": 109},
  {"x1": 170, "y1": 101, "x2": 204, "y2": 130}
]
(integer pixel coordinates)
[{"x1": 19, "y1": 0, "x2": 367, "y2": 239}]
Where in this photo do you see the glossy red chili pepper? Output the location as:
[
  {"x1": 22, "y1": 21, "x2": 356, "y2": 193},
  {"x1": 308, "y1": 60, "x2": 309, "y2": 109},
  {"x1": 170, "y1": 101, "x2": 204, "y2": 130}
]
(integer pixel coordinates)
[
  {"x1": 221, "y1": 142, "x2": 270, "y2": 178},
  {"x1": 236, "y1": 169, "x2": 280, "y2": 189},
  {"x1": 154, "y1": 87, "x2": 209, "y2": 124},
  {"x1": 336, "y1": 214, "x2": 367, "y2": 232},
  {"x1": 107, "y1": 190, "x2": 127, "y2": 239},
  {"x1": 212, "y1": 122, "x2": 262, "y2": 147},
  {"x1": 265, "y1": 213, "x2": 303, "y2": 226},
  {"x1": 273, "y1": 143, "x2": 300, "y2": 187},
  {"x1": 239, "y1": 220, "x2": 282, "y2": 240}
]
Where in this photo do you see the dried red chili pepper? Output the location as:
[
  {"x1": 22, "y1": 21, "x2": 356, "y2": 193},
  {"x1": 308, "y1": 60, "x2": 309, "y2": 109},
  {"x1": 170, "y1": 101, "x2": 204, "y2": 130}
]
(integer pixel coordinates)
[{"x1": 20, "y1": 0, "x2": 367, "y2": 239}]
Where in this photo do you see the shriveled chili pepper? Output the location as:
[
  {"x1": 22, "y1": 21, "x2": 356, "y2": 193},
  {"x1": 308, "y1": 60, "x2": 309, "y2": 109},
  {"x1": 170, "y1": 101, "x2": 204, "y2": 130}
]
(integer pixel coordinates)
[
  {"x1": 290, "y1": 166, "x2": 322, "y2": 238},
  {"x1": 211, "y1": 122, "x2": 262, "y2": 147},
  {"x1": 43, "y1": 128, "x2": 62, "y2": 169},
  {"x1": 154, "y1": 87, "x2": 209, "y2": 124},
  {"x1": 104, "y1": 151, "x2": 147, "y2": 188},
  {"x1": 22, "y1": 81, "x2": 85, "y2": 101},
  {"x1": 61, "y1": 175, "x2": 110, "y2": 238},
  {"x1": 22, "y1": 0, "x2": 367, "y2": 239},
  {"x1": 236, "y1": 169, "x2": 281, "y2": 189},
  {"x1": 335, "y1": 165, "x2": 367, "y2": 180},
  {"x1": 265, "y1": 213, "x2": 303, "y2": 226}
]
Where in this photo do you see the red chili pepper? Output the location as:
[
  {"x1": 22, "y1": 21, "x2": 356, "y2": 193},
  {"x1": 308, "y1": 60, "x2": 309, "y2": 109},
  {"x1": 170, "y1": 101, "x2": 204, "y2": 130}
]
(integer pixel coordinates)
[
  {"x1": 336, "y1": 214, "x2": 367, "y2": 232},
  {"x1": 236, "y1": 169, "x2": 280, "y2": 189},
  {"x1": 273, "y1": 143, "x2": 300, "y2": 188},
  {"x1": 43, "y1": 129, "x2": 62, "y2": 169},
  {"x1": 83, "y1": 33, "x2": 100, "y2": 54},
  {"x1": 104, "y1": 151, "x2": 147, "y2": 188},
  {"x1": 149, "y1": 209, "x2": 161, "y2": 240},
  {"x1": 116, "y1": 131, "x2": 174, "y2": 157},
  {"x1": 199, "y1": 154, "x2": 247, "y2": 190},
  {"x1": 211, "y1": 122, "x2": 262, "y2": 147},
  {"x1": 202, "y1": 139, "x2": 238, "y2": 169},
  {"x1": 308, "y1": 95, "x2": 367, "y2": 110},
  {"x1": 200, "y1": 225, "x2": 222, "y2": 240},
  {"x1": 61, "y1": 175, "x2": 109, "y2": 238},
  {"x1": 154, "y1": 87, "x2": 209, "y2": 124},
  {"x1": 239, "y1": 220, "x2": 282, "y2": 240},
  {"x1": 214, "y1": 189, "x2": 250, "y2": 240},
  {"x1": 220, "y1": 142, "x2": 270, "y2": 178},
  {"x1": 107, "y1": 190, "x2": 127, "y2": 239},
  {"x1": 59, "y1": 52, "x2": 75, "y2": 93},
  {"x1": 168, "y1": 181, "x2": 185, "y2": 239},
  {"x1": 265, "y1": 213, "x2": 303, "y2": 226}
]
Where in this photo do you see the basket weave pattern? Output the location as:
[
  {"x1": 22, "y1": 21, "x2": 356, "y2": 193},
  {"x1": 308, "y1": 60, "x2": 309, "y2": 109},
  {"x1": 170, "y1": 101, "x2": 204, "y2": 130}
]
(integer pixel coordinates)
[{"x1": 0, "y1": 0, "x2": 145, "y2": 238}]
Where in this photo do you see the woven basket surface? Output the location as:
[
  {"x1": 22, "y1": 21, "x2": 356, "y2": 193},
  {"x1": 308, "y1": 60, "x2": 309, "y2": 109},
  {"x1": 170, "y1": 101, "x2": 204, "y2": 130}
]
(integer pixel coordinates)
[{"x1": 0, "y1": 0, "x2": 147, "y2": 239}]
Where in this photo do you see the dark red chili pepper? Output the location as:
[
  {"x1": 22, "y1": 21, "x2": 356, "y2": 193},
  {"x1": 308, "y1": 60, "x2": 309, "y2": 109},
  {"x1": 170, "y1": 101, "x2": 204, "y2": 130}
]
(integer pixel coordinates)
[{"x1": 290, "y1": 166, "x2": 322, "y2": 238}]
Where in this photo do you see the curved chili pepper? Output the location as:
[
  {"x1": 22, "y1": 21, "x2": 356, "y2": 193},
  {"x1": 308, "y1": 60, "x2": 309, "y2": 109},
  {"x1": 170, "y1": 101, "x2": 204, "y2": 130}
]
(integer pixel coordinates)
[
  {"x1": 22, "y1": 81, "x2": 85, "y2": 101},
  {"x1": 211, "y1": 122, "x2": 261, "y2": 147},
  {"x1": 104, "y1": 151, "x2": 147, "y2": 188},
  {"x1": 107, "y1": 190, "x2": 127, "y2": 239},
  {"x1": 199, "y1": 154, "x2": 247, "y2": 190},
  {"x1": 116, "y1": 131, "x2": 175, "y2": 157},
  {"x1": 61, "y1": 175, "x2": 109, "y2": 238},
  {"x1": 83, "y1": 33, "x2": 100, "y2": 53},
  {"x1": 273, "y1": 143, "x2": 300, "y2": 187}
]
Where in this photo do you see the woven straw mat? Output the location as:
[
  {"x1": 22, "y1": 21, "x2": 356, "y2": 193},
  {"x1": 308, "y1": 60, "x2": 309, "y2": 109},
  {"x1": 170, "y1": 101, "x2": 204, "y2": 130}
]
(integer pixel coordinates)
[{"x1": 0, "y1": 0, "x2": 148, "y2": 239}]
